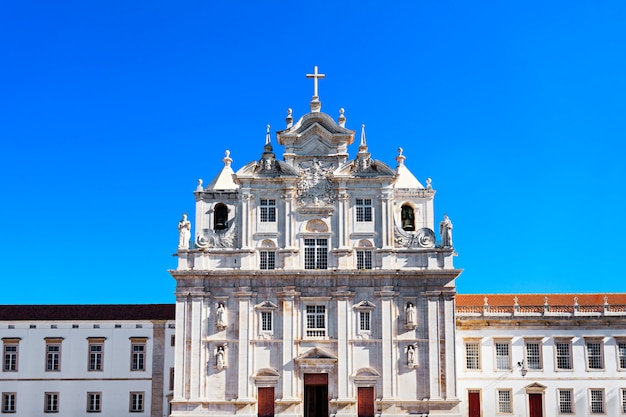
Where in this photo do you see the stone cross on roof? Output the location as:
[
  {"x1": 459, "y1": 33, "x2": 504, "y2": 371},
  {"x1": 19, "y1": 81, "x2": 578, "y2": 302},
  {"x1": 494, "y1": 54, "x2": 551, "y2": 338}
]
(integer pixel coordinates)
[{"x1": 306, "y1": 65, "x2": 325, "y2": 112}]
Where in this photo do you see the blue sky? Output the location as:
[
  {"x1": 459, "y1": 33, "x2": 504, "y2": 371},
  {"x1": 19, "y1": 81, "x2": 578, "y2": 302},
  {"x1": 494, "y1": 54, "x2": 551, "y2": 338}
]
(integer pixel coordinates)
[{"x1": 1, "y1": 1, "x2": 624, "y2": 304}]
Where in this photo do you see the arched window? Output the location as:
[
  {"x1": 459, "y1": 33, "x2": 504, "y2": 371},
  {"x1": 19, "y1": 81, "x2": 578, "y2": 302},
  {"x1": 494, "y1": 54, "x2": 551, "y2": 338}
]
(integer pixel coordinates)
[
  {"x1": 401, "y1": 204, "x2": 415, "y2": 231},
  {"x1": 214, "y1": 204, "x2": 228, "y2": 230}
]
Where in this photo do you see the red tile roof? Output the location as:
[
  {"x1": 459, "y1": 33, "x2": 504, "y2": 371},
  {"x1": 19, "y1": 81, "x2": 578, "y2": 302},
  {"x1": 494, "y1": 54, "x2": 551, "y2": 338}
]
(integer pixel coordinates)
[
  {"x1": 0, "y1": 304, "x2": 175, "y2": 321},
  {"x1": 457, "y1": 294, "x2": 626, "y2": 307}
]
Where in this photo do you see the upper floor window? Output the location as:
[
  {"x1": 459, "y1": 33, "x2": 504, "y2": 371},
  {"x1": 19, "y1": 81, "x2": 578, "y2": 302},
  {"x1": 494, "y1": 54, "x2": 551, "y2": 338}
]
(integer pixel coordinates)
[
  {"x1": 618, "y1": 340, "x2": 626, "y2": 370},
  {"x1": 87, "y1": 392, "x2": 101, "y2": 413},
  {"x1": 555, "y1": 339, "x2": 573, "y2": 370},
  {"x1": 465, "y1": 340, "x2": 481, "y2": 370},
  {"x1": 45, "y1": 340, "x2": 62, "y2": 372},
  {"x1": 356, "y1": 250, "x2": 372, "y2": 270},
  {"x1": 260, "y1": 251, "x2": 276, "y2": 270},
  {"x1": 354, "y1": 300, "x2": 375, "y2": 338},
  {"x1": 559, "y1": 389, "x2": 574, "y2": 414},
  {"x1": 304, "y1": 238, "x2": 327, "y2": 270},
  {"x1": 129, "y1": 392, "x2": 144, "y2": 413},
  {"x1": 356, "y1": 199, "x2": 372, "y2": 222},
  {"x1": 585, "y1": 339, "x2": 604, "y2": 370},
  {"x1": 130, "y1": 340, "x2": 146, "y2": 371},
  {"x1": 305, "y1": 305, "x2": 326, "y2": 338},
  {"x1": 255, "y1": 301, "x2": 277, "y2": 338},
  {"x1": 1, "y1": 393, "x2": 16, "y2": 413},
  {"x1": 260, "y1": 199, "x2": 276, "y2": 222},
  {"x1": 497, "y1": 389, "x2": 512, "y2": 414},
  {"x1": 524, "y1": 339, "x2": 542, "y2": 370},
  {"x1": 495, "y1": 340, "x2": 511, "y2": 371},
  {"x1": 88, "y1": 339, "x2": 105, "y2": 372},
  {"x1": 621, "y1": 388, "x2": 626, "y2": 414},
  {"x1": 590, "y1": 389, "x2": 605, "y2": 414},
  {"x1": 401, "y1": 204, "x2": 415, "y2": 231},
  {"x1": 214, "y1": 203, "x2": 228, "y2": 230},
  {"x1": 2, "y1": 340, "x2": 18, "y2": 372},
  {"x1": 44, "y1": 392, "x2": 59, "y2": 413}
]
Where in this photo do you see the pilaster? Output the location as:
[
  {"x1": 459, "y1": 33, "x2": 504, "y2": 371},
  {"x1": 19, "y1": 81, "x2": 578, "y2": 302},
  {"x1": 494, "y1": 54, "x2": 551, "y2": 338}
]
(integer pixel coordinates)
[
  {"x1": 425, "y1": 291, "x2": 442, "y2": 400},
  {"x1": 376, "y1": 285, "x2": 398, "y2": 399},
  {"x1": 333, "y1": 286, "x2": 354, "y2": 400},
  {"x1": 235, "y1": 287, "x2": 256, "y2": 401},
  {"x1": 279, "y1": 286, "x2": 300, "y2": 401}
]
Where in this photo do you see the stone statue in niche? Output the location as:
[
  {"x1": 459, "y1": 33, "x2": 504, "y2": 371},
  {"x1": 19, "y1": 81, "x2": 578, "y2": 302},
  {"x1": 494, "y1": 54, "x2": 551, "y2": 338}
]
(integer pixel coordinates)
[
  {"x1": 177, "y1": 213, "x2": 191, "y2": 249},
  {"x1": 405, "y1": 303, "x2": 417, "y2": 329},
  {"x1": 216, "y1": 346, "x2": 226, "y2": 369},
  {"x1": 439, "y1": 214, "x2": 453, "y2": 247},
  {"x1": 407, "y1": 345, "x2": 416, "y2": 367},
  {"x1": 216, "y1": 303, "x2": 227, "y2": 330}
]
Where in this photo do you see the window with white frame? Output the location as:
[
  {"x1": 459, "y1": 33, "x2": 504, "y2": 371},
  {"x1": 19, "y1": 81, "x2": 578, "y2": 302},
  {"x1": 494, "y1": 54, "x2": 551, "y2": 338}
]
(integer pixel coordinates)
[
  {"x1": 130, "y1": 340, "x2": 146, "y2": 371},
  {"x1": 304, "y1": 238, "x2": 327, "y2": 270},
  {"x1": 590, "y1": 389, "x2": 605, "y2": 414},
  {"x1": 495, "y1": 340, "x2": 511, "y2": 370},
  {"x1": 2, "y1": 341, "x2": 18, "y2": 372},
  {"x1": 356, "y1": 198, "x2": 372, "y2": 222},
  {"x1": 255, "y1": 301, "x2": 277, "y2": 338},
  {"x1": 617, "y1": 341, "x2": 626, "y2": 370},
  {"x1": 259, "y1": 250, "x2": 276, "y2": 270},
  {"x1": 305, "y1": 305, "x2": 326, "y2": 337},
  {"x1": 359, "y1": 311, "x2": 371, "y2": 332},
  {"x1": 525, "y1": 339, "x2": 542, "y2": 370},
  {"x1": 44, "y1": 392, "x2": 59, "y2": 413},
  {"x1": 621, "y1": 388, "x2": 626, "y2": 414},
  {"x1": 465, "y1": 341, "x2": 481, "y2": 370},
  {"x1": 353, "y1": 301, "x2": 375, "y2": 338},
  {"x1": 129, "y1": 392, "x2": 144, "y2": 413},
  {"x1": 45, "y1": 340, "x2": 61, "y2": 372},
  {"x1": 260, "y1": 199, "x2": 276, "y2": 222},
  {"x1": 2, "y1": 393, "x2": 16, "y2": 413},
  {"x1": 555, "y1": 340, "x2": 573, "y2": 370},
  {"x1": 497, "y1": 389, "x2": 512, "y2": 414},
  {"x1": 356, "y1": 250, "x2": 372, "y2": 269},
  {"x1": 87, "y1": 392, "x2": 101, "y2": 413},
  {"x1": 585, "y1": 339, "x2": 604, "y2": 370},
  {"x1": 88, "y1": 339, "x2": 104, "y2": 371},
  {"x1": 558, "y1": 389, "x2": 574, "y2": 414}
]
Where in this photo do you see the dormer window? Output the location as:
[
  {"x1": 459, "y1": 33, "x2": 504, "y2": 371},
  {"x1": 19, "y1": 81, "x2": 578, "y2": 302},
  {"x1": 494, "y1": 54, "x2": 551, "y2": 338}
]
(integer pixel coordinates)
[
  {"x1": 401, "y1": 204, "x2": 415, "y2": 231},
  {"x1": 214, "y1": 204, "x2": 228, "y2": 230}
]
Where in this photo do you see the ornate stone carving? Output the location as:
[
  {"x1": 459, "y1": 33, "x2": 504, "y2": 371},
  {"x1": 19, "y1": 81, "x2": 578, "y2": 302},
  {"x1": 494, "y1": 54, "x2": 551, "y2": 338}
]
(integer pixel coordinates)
[
  {"x1": 195, "y1": 222, "x2": 238, "y2": 249},
  {"x1": 296, "y1": 159, "x2": 337, "y2": 206},
  {"x1": 394, "y1": 226, "x2": 436, "y2": 248}
]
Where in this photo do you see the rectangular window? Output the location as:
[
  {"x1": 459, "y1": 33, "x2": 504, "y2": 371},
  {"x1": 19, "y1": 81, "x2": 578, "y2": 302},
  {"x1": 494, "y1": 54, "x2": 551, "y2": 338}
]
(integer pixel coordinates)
[
  {"x1": 586, "y1": 340, "x2": 604, "y2": 369},
  {"x1": 260, "y1": 199, "x2": 276, "y2": 222},
  {"x1": 2, "y1": 393, "x2": 16, "y2": 413},
  {"x1": 169, "y1": 368, "x2": 175, "y2": 391},
  {"x1": 130, "y1": 392, "x2": 144, "y2": 412},
  {"x1": 44, "y1": 393, "x2": 59, "y2": 413},
  {"x1": 3, "y1": 344, "x2": 18, "y2": 372},
  {"x1": 556, "y1": 340, "x2": 572, "y2": 370},
  {"x1": 359, "y1": 311, "x2": 371, "y2": 332},
  {"x1": 465, "y1": 341, "x2": 481, "y2": 370},
  {"x1": 497, "y1": 389, "x2": 512, "y2": 414},
  {"x1": 46, "y1": 343, "x2": 61, "y2": 372},
  {"x1": 261, "y1": 311, "x2": 272, "y2": 332},
  {"x1": 87, "y1": 392, "x2": 101, "y2": 413},
  {"x1": 306, "y1": 305, "x2": 326, "y2": 337},
  {"x1": 619, "y1": 342, "x2": 626, "y2": 369},
  {"x1": 356, "y1": 250, "x2": 372, "y2": 269},
  {"x1": 495, "y1": 341, "x2": 511, "y2": 370},
  {"x1": 621, "y1": 388, "x2": 626, "y2": 414},
  {"x1": 259, "y1": 251, "x2": 276, "y2": 270},
  {"x1": 525, "y1": 340, "x2": 542, "y2": 370},
  {"x1": 304, "y1": 238, "x2": 327, "y2": 270},
  {"x1": 88, "y1": 342, "x2": 104, "y2": 371},
  {"x1": 590, "y1": 389, "x2": 604, "y2": 414},
  {"x1": 558, "y1": 389, "x2": 574, "y2": 414},
  {"x1": 356, "y1": 198, "x2": 372, "y2": 222},
  {"x1": 130, "y1": 342, "x2": 146, "y2": 371}
]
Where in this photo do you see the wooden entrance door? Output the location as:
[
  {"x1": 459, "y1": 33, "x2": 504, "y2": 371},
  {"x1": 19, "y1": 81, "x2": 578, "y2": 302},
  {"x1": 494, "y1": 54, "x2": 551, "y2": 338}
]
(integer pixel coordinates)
[
  {"x1": 258, "y1": 387, "x2": 274, "y2": 417},
  {"x1": 468, "y1": 390, "x2": 481, "y2": 417},
  {"x1": 529, "y1": 393, "x2": 543, "y2": 417},
  {"x1": 357, "y1": 387, "x2": 375, "y2": 417},
  {"x1": 304, "y1": 374, "x2": 328, "y2": 417}
]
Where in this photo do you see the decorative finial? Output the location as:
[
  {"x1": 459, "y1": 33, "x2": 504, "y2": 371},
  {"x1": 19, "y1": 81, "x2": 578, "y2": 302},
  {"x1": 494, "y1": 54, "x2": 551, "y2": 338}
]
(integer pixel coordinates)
[
  {"x1": 196, "y1": 179, "x2": 204, "y2": 191},
  {"x1": 426, "y1": 178, "x2": 432, "y2": 189},
  {"x1": 223, "y1": 150, "x2": 232, "y2": 167},
  {"x1": 286, "y1": 108, "x2": 293, "y2": 128},
  {"x1": 306, "y1": 65, "x2": 325, "y2": 112},
  {"x1": 338, "y1": 108, "x2": 346, "y2": 127},
  {"x1": 513, "y1": 296, "x2": 519, "y2": 305},
  {"x1": 483, "y1": 297, "x2": 489, "y2": 305},
  {"x1": 360, "y1": 124, "x2": 367, "y2": 147},
  {"x1": 396, "y1": 147, "x2": 406, "y2": 167},
  {"x1": 574, "y1": 296, "x2": 579, "y2": 305},
  {"x1": 265, "y1": 125, "x2": 271, "y2": 145}
]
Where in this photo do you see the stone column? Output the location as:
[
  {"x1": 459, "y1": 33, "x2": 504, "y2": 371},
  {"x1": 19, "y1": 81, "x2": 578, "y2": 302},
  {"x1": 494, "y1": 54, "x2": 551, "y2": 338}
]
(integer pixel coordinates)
[
  {"x1": 337, "y1": 192, "x2": 349, "y2": 249},
  {"x1": 281, "y1": 193, "x2": 296, "y2": 248},
  {"x1": 376, "y1": 286, "x2": 397, "y2": 399},
  {"x1": 333, "y1": 287, "x2": 353, "y2": 400},
  {"x1": 279, "y1": 286, "x2": 300, "y2": 400},
  {"x1": 443, "y1": 292, "x2": 457, "y2": 400},
  {"x1": 378, "y1": 191, "x2": 393, "y2": 248},
  {"x1": 240, "y1": 192, "x2": 252, "y2": 249},
  {"x1": 189, "y1": 289, "x2": 204, "y2": 400},
  {"x1": 425, "y1": 291, "x2": 442, "y2": 400},
  {"x1": 235, "y1": 287, "x2": 255, "y2": 401},
  {"x1": 173, "y1": 294, "x2": 188, "y2": 400}
]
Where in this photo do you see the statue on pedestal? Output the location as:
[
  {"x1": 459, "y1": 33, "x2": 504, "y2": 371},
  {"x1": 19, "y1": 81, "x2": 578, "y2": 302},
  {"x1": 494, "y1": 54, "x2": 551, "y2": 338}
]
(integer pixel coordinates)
[
  {"x1": 177, "y1": 213, "x2": 191, "y2": 249},
  {"x1": 439, "y1": 214, "x2": 453, "y2": 247}
]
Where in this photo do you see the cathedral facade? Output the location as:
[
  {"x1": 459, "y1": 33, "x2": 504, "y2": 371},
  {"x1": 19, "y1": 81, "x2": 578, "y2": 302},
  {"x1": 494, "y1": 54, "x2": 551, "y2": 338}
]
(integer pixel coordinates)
[{"x1": 170, "y1": 68, "x2": 461, "y2": 417}]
